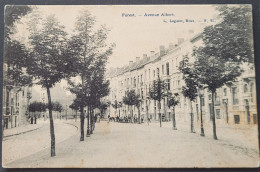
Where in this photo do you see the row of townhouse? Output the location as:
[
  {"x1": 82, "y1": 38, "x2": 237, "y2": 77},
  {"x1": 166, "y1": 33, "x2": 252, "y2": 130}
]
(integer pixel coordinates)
[
  {"x1": 2, "y1": 63, "x2": 32, "y2": 129},
  {"x1": 105, "y1": 33, "x2": 257, "y2": 126}
]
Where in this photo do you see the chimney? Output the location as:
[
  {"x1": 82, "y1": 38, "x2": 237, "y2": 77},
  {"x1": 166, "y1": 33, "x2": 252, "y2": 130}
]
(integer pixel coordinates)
[
  {"x1": 129, "y1": 61, "x2": 133, "y2": 66},
  {"x1": 159, "y1": 45, "x2": 165, "y2": 56},
  {"x1": 178, "y1": 38, "x2": 184, "y2": 45},
  {"x1": 150, "y1": 51, "x2": 155, "y2": 59},
  {"x1": 143, "y1": 54, "x2": 148, "y2": 61},
  {"x1": 169, "y1": 43, "x2": 174, "y2": 50},
  {"x1": 136, "y1": 57, "x2": 140, "y2": 63},
  {"x1": 188, "y1": 29, "x2": 194, "y2": 34}
]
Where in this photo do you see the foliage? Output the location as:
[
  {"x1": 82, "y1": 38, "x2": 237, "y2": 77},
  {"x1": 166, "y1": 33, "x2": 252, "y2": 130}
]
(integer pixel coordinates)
[
  {"x1": 4, "y1": 5, "x2": 32, "y2": 39},
  {"x1": 148, "y1": 78, "x2": 167, "y2": 102},
  {"x1": 69, "y1": 100, "x2": 80, "y2": 111},
  {"x1": 67, "y1": 10, "x2": 113, "y2": 109},
  {"x1": 29, "y1": 101, "x2": 46, "y2": 113},
  {"x1": 4, "y1": 6, "x2": 33, "y2": 88},
  {"x1": 98, "y1": 101, "x2": 109, "y2": 114},
  {"x1": 203, "y1": 5, "x2": 253, "y2": 63},
  {"x1": 66, "y1": 10, "x2": 114, "y2": 141},
  {"x1": 52, "y1": 101, "x2": 63, "y2": 112},
  {"x1": 25, "y1": 14, "x2": 74, "y2": 156},
  {"x1": 123, "y1": 90, "x2": 141, "y2": 107},
  {"x1": 112, "y1": 100, "x2": 122, "y2": 109},
  {"x1": 167, "y1": 92, "x2": 179, "y2": 108},
  {"x1": 26, "y1": 14, "x2": 73, "y2": 88},
  {"x1": 4, "y1": 40, "x2": 33, "y2": 87},
  {"x1": 179, "y1": 55, "x2": 199, "y2": 101}
]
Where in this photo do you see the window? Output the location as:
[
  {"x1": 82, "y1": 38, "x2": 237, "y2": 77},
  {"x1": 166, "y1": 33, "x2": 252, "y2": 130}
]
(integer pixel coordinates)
[
  {"x1": 201, "y1": 96, "x2": 205, "y2": 106},
  {"x1": 232, "y1": 87, "x2": 239, "y2": 105},
  {"x1": 156, "y1": 68, "x2": 160, "y2": 77},
  {"x1": 224, "y1": 88, "x2": 227, "y2": 96},
  {"x1": 216, "y1": 109, "x2": 221, "y2": 119},
  {"x1": 166, "y1": 79, "x2": 170, "y2": 90},
  {"x1": 250, "y1": 83, "x2": 254, "y2": 102},
  {"x1": 208, "y1": 94, "x2": 212, "y2": 101},
  {"x1": 166, "y1": 62, "x2": 170, "y2": 75},
  {"x1": 244, "y1": 84, "x2": 248, "y2": 93},
  {"x1": 253, "y1": 114, "x2": 257, "y2": 124},
  {"x1": 234, "y1": 115, "x2": 240, "y2": 124},
  {"x1": 153, "y1": 70, "x2": 155, "y2": 78},
  {"x1": 162, "y1": 65, "x2": 164, "y2": 75},
  {"x1": 149, "y1": 69, "x2": 150, "y2": 79},
  {"x1": 215, "y1": 92, "x2": 220, "y2": 105}
]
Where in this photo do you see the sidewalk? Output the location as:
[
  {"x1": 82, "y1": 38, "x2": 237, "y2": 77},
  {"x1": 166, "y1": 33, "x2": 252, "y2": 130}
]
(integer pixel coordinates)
[
  {"x1": 147, "y1": 119, "x2": 259, "y2": 156},
  {"x1": 3, "y1": 118, "x2": 46, "y2": 138}
]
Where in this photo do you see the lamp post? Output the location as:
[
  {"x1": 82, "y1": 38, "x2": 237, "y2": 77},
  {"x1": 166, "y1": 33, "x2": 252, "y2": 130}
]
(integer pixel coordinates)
[
  {"x1": 146, "y1": 97, "x2": 149, "y2": 125},
  {"x1": 199, "y1": 88, "x2": 205, "y2": 136}
]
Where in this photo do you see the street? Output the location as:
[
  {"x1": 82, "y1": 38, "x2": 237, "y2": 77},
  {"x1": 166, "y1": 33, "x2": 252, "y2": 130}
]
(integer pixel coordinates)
[{"x1": 3, "y1": 119, "x2": 259, "y2": 168}]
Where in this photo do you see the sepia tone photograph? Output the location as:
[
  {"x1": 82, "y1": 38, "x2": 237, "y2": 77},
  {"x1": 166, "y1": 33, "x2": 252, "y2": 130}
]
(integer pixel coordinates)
[{"x1": 2, "y1": 4, "x2": 259, "y2": 168}]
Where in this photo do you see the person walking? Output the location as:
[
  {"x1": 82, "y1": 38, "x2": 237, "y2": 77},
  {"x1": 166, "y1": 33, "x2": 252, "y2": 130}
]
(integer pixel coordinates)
[{"x1": 107, "y1": 114, "x2": 110, "y2": 123}]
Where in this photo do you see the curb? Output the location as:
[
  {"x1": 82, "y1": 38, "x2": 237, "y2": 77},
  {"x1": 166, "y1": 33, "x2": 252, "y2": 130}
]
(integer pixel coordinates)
[
  {"x1": 63, "y1": 122, "x2": 79, "y2": 130},
  {"x1": 3, "y1": 123, "x2": 44, "y2": 138}
]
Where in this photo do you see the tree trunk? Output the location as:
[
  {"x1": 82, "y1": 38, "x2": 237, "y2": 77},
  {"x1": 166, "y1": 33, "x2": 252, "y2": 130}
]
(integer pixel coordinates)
[
  {"x1": 91, "y1": 106, "x2": 95, "y2": 132},
  {"x1": 146, "y1": 104, "x2": 149, "y2": 125},
  {"x1": 211, "y1": 91, "x2": 218, "y2": 140},
  {"x1": 164, "y1": 98, "x2": 167, "y2": 121},
  {"x1": 86, "y1": 106, "x2": 90, "y2": 137},
  {"x1": 190, "y1": 100, "x2": 195, "y2": 133},
  {"x1": 138, "y1": 105, "x2": 141, "y2": 124},
  {"x1": 200, "y1": 96, "x2": 205, "y2": 136},
  {"x1": 90, "y1": 106, "x2": 93, "y2": 134},
  {"x1": 172, "y1": 107, "x2": 177, "y2": 130},
  {"x1": 80, "y1": 105, "x2": 84, "y2": 141},
  {"x1": 159, "y1": 101, "x2": 162, "y2": 127},
  {"x1": 75, "y1": 110, "x2": 77, "y2": 122},
  {"x1": 46, "y1": 86, "x2": 56, "y2": 157}
]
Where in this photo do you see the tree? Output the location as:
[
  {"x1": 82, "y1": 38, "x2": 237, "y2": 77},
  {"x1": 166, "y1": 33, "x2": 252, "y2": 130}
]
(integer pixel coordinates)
[
  {"x1": 4, "y1": 6, "x2": 33, "y2": 126},
  {"x1": 67, "y1": 10, "x2": 113, "y2": 140},
  {"x1": 148, "y1": 78, "x2": 167, "y2": 127},
  {"x1": 112, "y1": 100, "x2": 122, "y2": 117},
  {"x1": 205, "y1": 5, "x2": 254, "y2": 64},
  {"x1": 69, "y1": 101, "x2": 80, "y2": 121},
  {"x1": 123, "y1": 90, "x2": 136, "y2": 118},
  {"x1": 191, "y1": 5, "x2": 253, "y2": 140},
  {"x1": 4, "y1": 5, "x2": 32, "y2": 40},
  {"x1": 98, "y1": 101, "x2": 109, "y2": 118},
  {"x1": 4, "y1": 5, "x2": 33, "y2": 85},
  {"x1": 28, "y1": 101, "x2": 46, "y2": 123},
  {"x1": 167, "y1": 92, "x2": 179, "y2": 130},
  {"x1": 53, "y1": 101, "x2": 63, "y2": 119},
  {"x1": 179, "y1": 55, "x2": 199, "y2": 133},
  {"x1": 26, "y1": 14, "x2": 73, "y2": 156}
]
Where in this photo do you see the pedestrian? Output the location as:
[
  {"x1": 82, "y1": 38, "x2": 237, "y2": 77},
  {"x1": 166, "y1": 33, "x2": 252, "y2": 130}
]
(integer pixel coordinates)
[{"x1": 107, "y1": 114, "x2": 110, "y2": 123}]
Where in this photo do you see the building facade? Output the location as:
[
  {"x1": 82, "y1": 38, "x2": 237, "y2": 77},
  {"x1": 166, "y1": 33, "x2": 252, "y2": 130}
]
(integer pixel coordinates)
[
  {"x1": 105, "y1": 33, "x2": 257, "y2": 126},
  {"x1": 3, "y1": 63, "x2": 32, "y2": 129}
]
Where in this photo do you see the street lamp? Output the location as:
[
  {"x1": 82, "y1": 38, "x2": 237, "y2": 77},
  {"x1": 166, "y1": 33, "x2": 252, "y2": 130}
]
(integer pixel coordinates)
[{"x1": 198, "y1": 88, "x2": 205, "y2": 137}]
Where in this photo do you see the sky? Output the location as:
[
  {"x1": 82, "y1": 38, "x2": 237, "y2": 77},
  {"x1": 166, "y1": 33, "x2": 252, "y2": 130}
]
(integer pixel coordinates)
[
  {"x1": 14, "y1": 5, "x2": 219, "y2": 69},
  {"x1": 12, "y1": 5, "x2": 219, "y2": 95}
]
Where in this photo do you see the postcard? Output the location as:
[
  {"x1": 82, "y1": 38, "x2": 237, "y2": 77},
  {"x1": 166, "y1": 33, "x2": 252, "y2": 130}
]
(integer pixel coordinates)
[{"x1": 2, "y1": 4, "x2": 259, "y2": 168}]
